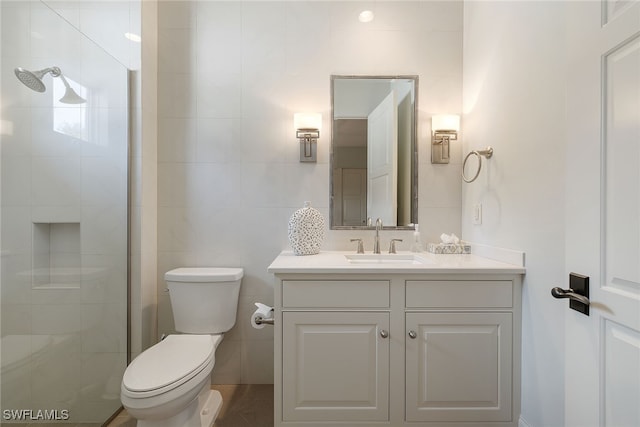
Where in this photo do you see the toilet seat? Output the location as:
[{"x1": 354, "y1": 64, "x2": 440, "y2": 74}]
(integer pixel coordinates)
[{"x1": 122, "y1": 334, "x2": 221, "y2": 399}]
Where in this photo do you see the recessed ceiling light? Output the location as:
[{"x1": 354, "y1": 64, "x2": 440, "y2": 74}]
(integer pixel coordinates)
[
  {"x1": 358, "y1": 10, "x2": 374, "y2": 23},
  {"x1": 124, "y1": 32, "x2": 141, "y2": 43}
]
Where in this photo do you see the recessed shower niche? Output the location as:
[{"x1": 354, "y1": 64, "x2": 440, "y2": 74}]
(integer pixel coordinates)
[{"x1": 32, "y1": 222, "x2": 81, "y2": 289}]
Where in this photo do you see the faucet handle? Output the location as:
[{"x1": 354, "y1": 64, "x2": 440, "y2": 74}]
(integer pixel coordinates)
[
  {"x1": 388, "y1": 239, "x2": 403, "y2": 254},
  {"x1": 350, "y1": 238, "x2": 365, "y2": 254}
]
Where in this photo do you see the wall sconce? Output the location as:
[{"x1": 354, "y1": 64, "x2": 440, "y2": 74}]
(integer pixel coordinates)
[
  {"x1": 294, "y1": 113, "x2": 321, "y2": 163},
  {"x1": 431, "y1": 114, "x2": 460, "y2": 164}
]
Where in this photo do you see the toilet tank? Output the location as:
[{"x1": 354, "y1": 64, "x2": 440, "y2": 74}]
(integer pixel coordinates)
[{"x1": 165, "y1": 267, "x2": 243, "y2": 334}]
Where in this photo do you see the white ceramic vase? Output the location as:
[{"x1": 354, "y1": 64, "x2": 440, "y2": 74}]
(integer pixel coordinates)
[{"x1": 288, "y1": 201, "x2": 325, "y2": 256}]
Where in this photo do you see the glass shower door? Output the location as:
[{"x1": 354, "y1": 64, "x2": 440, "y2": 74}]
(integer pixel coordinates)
[{"x1": 1, "y1": 1, "x2": 129, "y2": 423}]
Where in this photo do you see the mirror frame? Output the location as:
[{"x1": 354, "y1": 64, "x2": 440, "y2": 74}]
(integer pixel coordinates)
[{"x1": 330, "y1": 74, "x2": 419, "y2": 230}]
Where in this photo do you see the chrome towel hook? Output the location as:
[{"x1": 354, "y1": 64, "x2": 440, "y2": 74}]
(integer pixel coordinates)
[{"x1": 462, "y1": 146, "x2": 493, "y2": 183}]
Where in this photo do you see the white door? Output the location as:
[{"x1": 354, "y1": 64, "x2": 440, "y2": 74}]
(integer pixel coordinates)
[
  {"x1": 342, "y1": 168, "x2": 367, "y2": 226},
  {"x1": 564, "y1": 2, "x2": 640, "y2": 426},
  {"x1": 367, "y1": 91, "x2": 397, "y2": 225}
]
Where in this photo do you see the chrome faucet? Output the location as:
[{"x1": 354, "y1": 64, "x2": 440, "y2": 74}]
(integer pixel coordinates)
[
  {"x1": 350, "y1": 238, "x2": 364, "y2": 254},
  {"x1": 388, "y1": 239, "x2": 403, "y2": 254},
  {"x1": 373, "y1": 218, "x2": 383, "y2": 254}
]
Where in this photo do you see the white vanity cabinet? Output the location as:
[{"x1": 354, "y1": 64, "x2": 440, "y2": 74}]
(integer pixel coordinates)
[
  {"x1": 269, "y1": 252, "x2": 524, "y2": 427},
  {"x1": 280, "y1": 280, "x2": 391, "y2": 422},
  {"x1": 405, "y1": 280, "x2": 516, "y2": 423},
  {"x1": 282, "y1": 311, "x2": 390, "y2": 421}
]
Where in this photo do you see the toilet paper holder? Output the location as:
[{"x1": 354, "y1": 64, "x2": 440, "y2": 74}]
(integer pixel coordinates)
[
  {"x1": 254, "y1": 316, "x2": 274, "y2": 326},
  {"x1": 252, "y1": 302, "x2": 275, "y2": 327}
]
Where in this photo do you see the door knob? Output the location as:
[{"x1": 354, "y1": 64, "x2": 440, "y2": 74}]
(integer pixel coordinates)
[
  {"x1": 551, "y1": 287, "x2": 590, "y2": 306},
  {"x1": 380, "y1": 330, "x2": 389, "y2": 338},
  {"x1": 408, "y1": 330, "x2": 417, "y2": 339},
  {"x1": 551, "y1": 273, "x2": 590, "y2": 316}
]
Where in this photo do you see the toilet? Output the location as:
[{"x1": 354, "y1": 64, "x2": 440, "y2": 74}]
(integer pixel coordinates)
[{"x1": 121, "y1": 267, "x2": 242, "y2": 427}]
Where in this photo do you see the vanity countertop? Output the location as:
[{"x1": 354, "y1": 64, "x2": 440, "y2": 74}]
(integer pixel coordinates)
[{"x1": 268, "y1": 251, "x2": 525, "y2": 275}]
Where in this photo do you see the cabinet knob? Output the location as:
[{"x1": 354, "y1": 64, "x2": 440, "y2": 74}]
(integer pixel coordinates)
[
  {"x1": 380, "y1": 329, "x2": 389, "y2": 339},
  {"x1": 408, "y1": 330, "x2": 417, "y2": 339}
]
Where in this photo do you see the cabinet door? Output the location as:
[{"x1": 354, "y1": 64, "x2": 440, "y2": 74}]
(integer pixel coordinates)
[
  {"x1": 406, "y1": 312, "x2": 512, "y2": 422},
  {"x1": 282, "y1": 311, "x2": 389, "y2": 422}
]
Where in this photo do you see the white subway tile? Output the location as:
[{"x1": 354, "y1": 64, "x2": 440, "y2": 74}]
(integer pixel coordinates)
[
  {"x1": 2, "y1": 155, "x2": 31, "y2": 206},
  {"x1": 158, "y1": 117, "x2": 197, "y2": 162},
  {"x1": 158, "y1": 28, "x2": 196, "y2": 75},
  {"x1": 159, "y1": 0, "x2": 197, "y2": 30},
  {"x1": 211, "y1": 339, "x2": 242, "y2": 385},
  {"x1": 241, "y1": 339, "x2": 274, "y2": 384},
  {"x1": 196, "y1": 71, "x2": 242, "y2": 119},
  {"x1": 1, "y1": 304, "x2": 32, "y2": 335},
  {"x1": 196, "y1": 118, "x2": 242, "y2": 163},
  {"x1": 31, "y1": 156, "x2": 81, "y2": 207},
  {"x1": 32, "y1": 304, "x2": 81, "y2": 334},
  {"x1": 81, "y1": 303, "x2": 127, "y2": 353}
]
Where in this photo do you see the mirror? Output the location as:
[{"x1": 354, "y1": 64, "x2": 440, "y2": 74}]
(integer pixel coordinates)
[{"x1": 330, "y1": 75, "x2": 418, "y2": 229}]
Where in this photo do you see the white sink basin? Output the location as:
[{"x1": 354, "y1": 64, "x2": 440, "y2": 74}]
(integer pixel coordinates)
[{"x1": 344, "y1": 253, "x2": 431, "y2": 265}]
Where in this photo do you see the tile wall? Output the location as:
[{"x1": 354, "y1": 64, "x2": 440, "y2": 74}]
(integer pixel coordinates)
[{"x1": 156, "y1": 0, "x2": 464, "y2": 384}]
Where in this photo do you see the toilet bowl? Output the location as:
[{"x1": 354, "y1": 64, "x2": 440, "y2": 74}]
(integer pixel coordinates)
[
  {"x1": 121, "y1": 267, "x2": 242, "y2": 427},
  {"x1": 121, "y1": 335, "x2": 221, "y2": 426}
]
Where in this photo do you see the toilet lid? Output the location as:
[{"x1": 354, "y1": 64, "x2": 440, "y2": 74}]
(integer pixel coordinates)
[
  {"x1": 122, "y1": 335, "x2": 216, "y2": 393},
  {"x1": 164, "y1": 267, "x2": 243, "y2": 282}
]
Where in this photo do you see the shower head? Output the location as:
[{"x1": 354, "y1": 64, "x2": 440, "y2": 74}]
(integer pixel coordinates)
[
  {"x1": 58, "y1": 74, "x2": 86, "y2": 104},
  {"x1": 14, "y1": 66, "x2": 61, "y2": 93},
  {"x1": 14, "y1": 66, "x2": 85, "y2": 104}
]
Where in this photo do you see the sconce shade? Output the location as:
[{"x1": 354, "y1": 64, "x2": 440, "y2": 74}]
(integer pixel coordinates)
[
  {"x1": 294, "y1": 113, "x2": 322, "y2": 131},
  {"x1": 432, "y1": 114, "x2": 460, "y2": 132}
]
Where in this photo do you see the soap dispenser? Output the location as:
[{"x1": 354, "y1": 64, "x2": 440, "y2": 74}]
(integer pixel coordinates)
[{"x1": 410, "y1": 224, "x2": 424, "y2": 253}]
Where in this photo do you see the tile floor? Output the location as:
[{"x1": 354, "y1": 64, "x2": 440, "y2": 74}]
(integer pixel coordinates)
[
  {"x1": 0, "y1": 425, "x2": 102, "y2": 427},
  {"x1": 0, "y1": 385, "x2": 273, "y2": 427}
]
